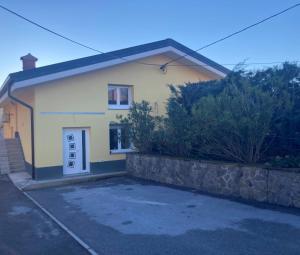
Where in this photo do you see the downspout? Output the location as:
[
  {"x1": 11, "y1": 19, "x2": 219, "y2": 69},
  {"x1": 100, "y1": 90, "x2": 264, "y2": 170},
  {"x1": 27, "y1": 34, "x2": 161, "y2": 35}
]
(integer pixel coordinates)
[{"x1": 7, "y1": 80, "x2": 35, "y2": 179}]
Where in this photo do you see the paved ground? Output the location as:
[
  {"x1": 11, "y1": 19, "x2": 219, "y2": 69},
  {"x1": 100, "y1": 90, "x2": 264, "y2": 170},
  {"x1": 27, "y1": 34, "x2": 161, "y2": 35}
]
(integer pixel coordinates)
[
  {"x1": 27, "y1": 177, "x2": 300, "y2": 255},
  {"x1": 0, "y1": 175, "x2": 88, "y2": 255}
]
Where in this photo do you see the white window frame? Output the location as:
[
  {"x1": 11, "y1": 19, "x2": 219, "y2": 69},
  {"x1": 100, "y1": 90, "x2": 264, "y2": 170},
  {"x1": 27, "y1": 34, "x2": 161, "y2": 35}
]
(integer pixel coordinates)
[
  {"x1": 108, "y1": 85, "x2": 132, "y2": 110},
  {"x1": 109, "y1": 125, "x2": 133, "y2": 154}
]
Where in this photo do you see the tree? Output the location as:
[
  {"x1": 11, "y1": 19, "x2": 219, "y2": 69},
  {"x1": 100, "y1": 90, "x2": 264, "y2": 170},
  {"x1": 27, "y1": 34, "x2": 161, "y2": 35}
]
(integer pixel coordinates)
[
  {"x1": 191, "y1": 81, "x2": 276, "y2": 163},
  {"x1": 118, "y1": 63, "x2": 300, "y2": 167},
  {"x1": 117, "y1": 101, "x2": 164, "y2": 153}
]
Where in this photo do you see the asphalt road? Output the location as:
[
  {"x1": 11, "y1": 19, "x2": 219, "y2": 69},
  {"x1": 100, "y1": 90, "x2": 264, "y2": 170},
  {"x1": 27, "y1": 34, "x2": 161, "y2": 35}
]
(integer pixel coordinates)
[
  {"x1": 0, "y1": 175, "x2": 88, "y2": 255},
  {"x1": 28, "y1": 177, "x2": 300, "y2": 255}
]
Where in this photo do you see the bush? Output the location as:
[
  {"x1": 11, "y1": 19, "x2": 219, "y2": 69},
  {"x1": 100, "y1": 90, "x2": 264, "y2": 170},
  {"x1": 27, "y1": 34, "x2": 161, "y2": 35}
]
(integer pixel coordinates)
[
  {"x1": 191, "y1": 82, "x2": 276, "y2": 163},
  {"x1": 119, "y1": 63, "x2": 300, "y2": 167},
  {"x1": 117, "y1": 101, "x2": 164, "y2": 154}
]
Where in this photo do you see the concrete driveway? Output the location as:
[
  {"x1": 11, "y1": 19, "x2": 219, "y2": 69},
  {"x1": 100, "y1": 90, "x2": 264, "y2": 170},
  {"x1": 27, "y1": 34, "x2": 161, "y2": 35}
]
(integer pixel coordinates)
[
  {"x1": 28, "y1": 177, "x2": 300, "y2": 255},
  {"x1": 0, "y1": 175, "x2": 88, "y2": 255}
]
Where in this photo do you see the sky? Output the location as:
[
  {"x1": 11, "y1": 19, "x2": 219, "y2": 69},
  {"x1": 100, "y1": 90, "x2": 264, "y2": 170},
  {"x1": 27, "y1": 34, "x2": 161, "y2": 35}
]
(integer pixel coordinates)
[{"x1": 0, "y1": 0, "x2": 299, "y2": 83}]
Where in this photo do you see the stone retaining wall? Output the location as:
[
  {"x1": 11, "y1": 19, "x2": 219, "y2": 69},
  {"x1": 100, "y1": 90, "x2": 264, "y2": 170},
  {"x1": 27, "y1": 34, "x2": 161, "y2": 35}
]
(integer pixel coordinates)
[{"x1": 126, "y1": 154, "x2": 300, "y2": 208}]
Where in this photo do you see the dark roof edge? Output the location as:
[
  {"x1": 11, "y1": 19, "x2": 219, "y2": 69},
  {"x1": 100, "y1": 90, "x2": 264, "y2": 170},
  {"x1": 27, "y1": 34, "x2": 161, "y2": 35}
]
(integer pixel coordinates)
[
  {"x1": 166, "y1": 39, "x2": 230, "y2": 74},
  {"x1": 0, "y1": 39, "x2": 230, "y2": 99}
]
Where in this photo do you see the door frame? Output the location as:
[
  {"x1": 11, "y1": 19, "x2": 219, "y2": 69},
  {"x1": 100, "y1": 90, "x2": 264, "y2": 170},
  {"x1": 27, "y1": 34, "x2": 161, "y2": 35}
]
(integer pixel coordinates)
[{"x1": 62, "y1": 127, "x2": 90, "y2": 175}]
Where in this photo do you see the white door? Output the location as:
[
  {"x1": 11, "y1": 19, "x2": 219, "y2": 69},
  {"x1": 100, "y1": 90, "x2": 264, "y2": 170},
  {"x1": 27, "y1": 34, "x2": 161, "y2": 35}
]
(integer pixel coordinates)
[{"x1": 63, "y1": 128, "x2": 90, "y2": 175}]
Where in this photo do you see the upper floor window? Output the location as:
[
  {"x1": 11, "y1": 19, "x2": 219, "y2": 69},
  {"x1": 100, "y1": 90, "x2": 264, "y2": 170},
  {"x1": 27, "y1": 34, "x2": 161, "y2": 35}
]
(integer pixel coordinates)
[{"x1": 108, "y1": 85, "x2": 132, "y2": 109}]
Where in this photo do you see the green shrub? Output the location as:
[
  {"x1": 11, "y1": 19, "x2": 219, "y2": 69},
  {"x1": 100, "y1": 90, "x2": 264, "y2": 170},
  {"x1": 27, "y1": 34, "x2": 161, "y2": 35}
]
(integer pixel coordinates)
[
  {"x1": 117, "y1": 101, "x2": 164, "y2": 154},
  {"x1": 118, "y1": 63, "x2": 300, "y2": 167},
  {"x1": 191, "y1": 82, "x2": 276, "y2": 163}
]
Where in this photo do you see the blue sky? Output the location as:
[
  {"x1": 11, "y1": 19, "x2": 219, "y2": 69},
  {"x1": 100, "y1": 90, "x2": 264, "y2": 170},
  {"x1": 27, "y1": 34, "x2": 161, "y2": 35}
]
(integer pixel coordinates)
[{"x1": 0, "y1": 0, "x2": 299, "y2": 83}]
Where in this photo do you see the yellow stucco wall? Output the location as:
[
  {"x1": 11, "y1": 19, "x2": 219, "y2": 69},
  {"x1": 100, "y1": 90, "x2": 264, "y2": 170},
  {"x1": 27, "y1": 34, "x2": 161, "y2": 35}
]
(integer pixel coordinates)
[
  {"x1": 24, "y1": 54, "x2": 219, "y2": 168},
  {"x1": 2, "y1": 89, "x2": 34, "y2": 164}
]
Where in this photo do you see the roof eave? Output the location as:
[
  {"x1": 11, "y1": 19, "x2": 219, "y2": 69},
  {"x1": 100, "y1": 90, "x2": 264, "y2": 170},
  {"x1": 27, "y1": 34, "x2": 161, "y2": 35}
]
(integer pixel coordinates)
[{"x1": 0, "y1": 39, "x2": 230, "y2": 101}]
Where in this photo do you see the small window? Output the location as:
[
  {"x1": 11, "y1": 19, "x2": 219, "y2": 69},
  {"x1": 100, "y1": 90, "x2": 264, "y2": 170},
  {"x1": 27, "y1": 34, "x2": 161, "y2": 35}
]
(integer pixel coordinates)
[
  {"x1": 109, "y1": 124, "x2": 133, "y2": 153},
  {"x1": 108, "y1": 85, "x2": 132, "y2": 109},
  {"x1": 69, "y1": 143, "x2": 76, "y2": 150},
  {"x1": 67, "y1": 134, "x2": 74, "y2": 142},
  {"x1": 120, "y1": 87, "x2": 129, "y2": 105},
  {"x1": 68, "y1": 161, "x2": 75, "y2": 168},
  {"x1": 109, "y1": 128, "x2": 118, "y2": 150},
  {"x1": 108, "y1": 87, "x2": 117, "y2": 105},
  {"x1": 69, "y1": 152, "x2": 76, "y2": 159}
]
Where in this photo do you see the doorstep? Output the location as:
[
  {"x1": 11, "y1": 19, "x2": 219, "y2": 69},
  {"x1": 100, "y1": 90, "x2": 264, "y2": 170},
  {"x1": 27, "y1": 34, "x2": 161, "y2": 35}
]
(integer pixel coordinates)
[{"x1": 8, "y1": 170, "x2": 127, "y2": 191}]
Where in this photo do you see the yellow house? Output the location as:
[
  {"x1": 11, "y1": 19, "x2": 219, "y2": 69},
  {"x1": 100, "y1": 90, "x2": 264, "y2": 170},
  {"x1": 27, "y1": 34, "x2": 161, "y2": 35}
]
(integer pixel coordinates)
[{"x1": 0, "y1": 39, "x2": 229, "y2": 179}]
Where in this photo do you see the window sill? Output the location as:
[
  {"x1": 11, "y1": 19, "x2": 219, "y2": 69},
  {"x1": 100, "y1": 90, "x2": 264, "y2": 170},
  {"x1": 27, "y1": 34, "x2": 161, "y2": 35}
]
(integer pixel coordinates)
[
  {"x1": 108, "y1": 105, "x2": 131, "y2": 110},
  {"x1": 110, "y1": 149, "x2": 134, "y2": 154}
]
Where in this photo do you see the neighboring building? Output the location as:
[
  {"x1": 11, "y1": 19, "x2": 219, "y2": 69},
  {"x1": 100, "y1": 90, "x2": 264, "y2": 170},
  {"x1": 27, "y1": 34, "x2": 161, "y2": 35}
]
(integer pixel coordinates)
[{"x1": 0, "y1": 39, "x2": 229, "y2": 179}]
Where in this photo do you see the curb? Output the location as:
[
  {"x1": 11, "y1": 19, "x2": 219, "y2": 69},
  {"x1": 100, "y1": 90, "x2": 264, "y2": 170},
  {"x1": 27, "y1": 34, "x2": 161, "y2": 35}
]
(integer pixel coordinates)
[{"x1": 10, "y1": 171, "x2": 127, "y2": 191}]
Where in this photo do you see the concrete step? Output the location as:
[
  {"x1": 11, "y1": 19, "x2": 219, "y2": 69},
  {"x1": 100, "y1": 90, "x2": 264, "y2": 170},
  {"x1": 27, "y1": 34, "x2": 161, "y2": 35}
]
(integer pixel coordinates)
[
  {"x1": 9, "y1": 161, "x2": 26, "y2": 167},
  {"x1": 5, "y1": 139, "x2": 19, "y2": 144},
  {"x1": 9, "y1": 171, "x2": 128, "y2": 191},
  {"x1": 6, "y1": 147, "x2": 21, "y2": 150},
  {"x1": 8, "y1": 155, "x2": 24, "y2": 159},
  {"x1": 6, "y1": 146, "x2": 22, "y2": 150},
  {"x1": 8, "y1": 159, "x2": 25, "y2": 164},
  {"x1": 6, "y1": 148, "x2": 23, "y2": 152},
  {"x1": 8, "y1": 158, "x2": 25, "y2": 162},
  {"x1": 6, "y1": 150, "x2": 23, "y2": 154},
  {"x1": 10, "y1": 163, "x2": 25, "y2": 168},
  {"x1": 8, "y1": 161, "x2": 25, "y2": 165},
  {"x1": 6, "y1": 145, "x2": 20, "y2": 149},
  {"x1": 8, "y1": 151, "x2": 24, "y2": 155},
  {"x1": 7, "y1": 148, "x2": 22, "y2": 153},
  {"x1": 9, "y1": 160, "x2": 25, "y2": 165},
  {"x1": 7, "y1": 151, "x2": 23, "y2": 154},
  {"x1": 10, "y1": 167, "x2": 26, "y2": 173}
]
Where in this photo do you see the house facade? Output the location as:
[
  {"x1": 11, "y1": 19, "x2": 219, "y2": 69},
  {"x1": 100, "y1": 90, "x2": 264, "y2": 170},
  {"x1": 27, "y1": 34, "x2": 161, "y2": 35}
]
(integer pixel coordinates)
[{"x1": 0, "y1": 39, "x2": 229, "y2": 179}]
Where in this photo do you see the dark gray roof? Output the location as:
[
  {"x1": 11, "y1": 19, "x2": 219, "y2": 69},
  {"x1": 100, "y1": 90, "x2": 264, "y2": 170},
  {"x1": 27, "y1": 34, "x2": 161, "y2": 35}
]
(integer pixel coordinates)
[{"x1": 1, "y1": 39, "x2": 230, "y2": 96}]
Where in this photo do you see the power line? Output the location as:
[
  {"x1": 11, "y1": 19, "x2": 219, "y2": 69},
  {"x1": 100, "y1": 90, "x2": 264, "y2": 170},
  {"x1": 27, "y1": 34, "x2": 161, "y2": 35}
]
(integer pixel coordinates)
[
  {"x1": 0, "y1": 4, "x2": 157, "y2": 66},
  {"x1": 167, "y1": 60, "x2": 300, "y2": 67},
  {"x1": 0, "y1": 4, "x2": 106, "y2": 54},
  {"x1": 161, "y1": 3, "x2": 300, "y2": 69},
  {"x1": 0, "y1": 4, "x2": 299, "y2": 70}
]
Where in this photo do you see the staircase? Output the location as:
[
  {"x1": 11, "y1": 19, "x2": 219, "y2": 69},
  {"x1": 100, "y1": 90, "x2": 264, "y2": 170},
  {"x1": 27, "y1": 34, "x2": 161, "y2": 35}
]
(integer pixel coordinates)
[
  {"x1": 0, "y1": 136, "x2": 26, "y2": 175},
  {"x1": 0, "y1": 138, "x2": 10, "y2": 174}
]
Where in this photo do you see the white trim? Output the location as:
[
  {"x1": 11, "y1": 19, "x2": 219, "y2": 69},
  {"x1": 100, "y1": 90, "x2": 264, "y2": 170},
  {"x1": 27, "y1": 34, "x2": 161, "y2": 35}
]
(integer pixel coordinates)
[
  {"x1": 110, "y1": 148, "x2": 134, "y2": 154},
  {"x1": 11, "y1": 47, "x2": 173, "y2": 92},
  {"x1": 9, "y1": 46, "x2": 226, "y2": 92},
  {"x1": 169, "y1": 47, "x2": 227, "y2": 77},
  {"x1": 0, "y1": 46, "x2": 227, "y2": 103},
  {"x1": 108, "y1": 105, "x2": 130, "y2": 110},
  {"x1": 108, "y1": 85, "x2": 132, "y2": 110}
]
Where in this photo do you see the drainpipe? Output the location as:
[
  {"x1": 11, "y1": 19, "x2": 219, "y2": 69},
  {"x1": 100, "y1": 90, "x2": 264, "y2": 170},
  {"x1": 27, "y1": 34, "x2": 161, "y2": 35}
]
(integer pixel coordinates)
[{"x1": 7, "y1": 81, "x2": 35, "y2": 179}]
